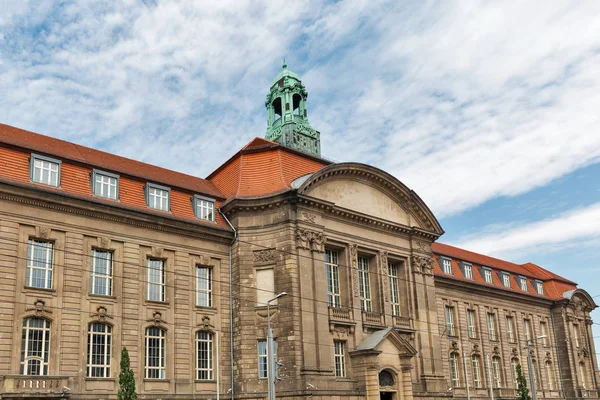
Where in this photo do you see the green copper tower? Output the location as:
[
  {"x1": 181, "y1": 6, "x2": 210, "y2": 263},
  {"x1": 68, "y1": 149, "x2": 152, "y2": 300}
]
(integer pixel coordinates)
[{"x1": 265, "y1": 61, "x2": 321, "y2": 157}]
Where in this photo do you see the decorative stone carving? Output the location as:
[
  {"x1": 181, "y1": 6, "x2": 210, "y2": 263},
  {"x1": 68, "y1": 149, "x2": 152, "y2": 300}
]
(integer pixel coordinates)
[
  {"x1": 412, "y1": 255, "x2": 434, "y2": 276},
  {"x1": 151, "y1": 247, "x2": 164, "y2": 258},
  {"x1": 472, "y1": 344, "x2": 480, "y2": 354},
  {"x1": 201, "y1": 315, "x2": 214, "y2": 330},
  {"x1": 295, "y1": 228, "x2": 325, "y2": 252},
  {"x1": 451, "y1": 341, "x2": 459, "y2": 351},
  {"x1": 38, "y1": 226, "x2": 51, "y2": 239},
  {"x1": 350, "y1": 244, "x2": 359, "y2": 298},
  {"x1": 148, "y1": 311, "x2": 165, "y2": 326},
  {"x1": 379, "y1": 251, "x2": 389, "y2": 302},
  {"x1": 545, "y1": 352, "x2": 552, "y2": 361},
  {"x1": 99, "y1": 236, "x2": 111, "y2": 249},
  {"x1": 493, "y1": 346, "x2": 500, "y2": 356},
  {"x1": 415, "y1": 241, "x2": 431, "y2": 253},
  {"x1": 511, "y1": 348, "x2": 519, "y2": 358},
  {"x1": 90, "y1": 305, "x2": 112, "y2": 321},
  {"x1": 332, "y1": 326, "x2": 350, "y2": 339},
  {"x1": 301, "y1": 212, "x2": 317, "y2": 223},
  {"x1": 26, "y1": 299, "x2": 52, "y2": 316},
  {"x1": 253, "y1": 249, "x2": 276, "y2": 263}
]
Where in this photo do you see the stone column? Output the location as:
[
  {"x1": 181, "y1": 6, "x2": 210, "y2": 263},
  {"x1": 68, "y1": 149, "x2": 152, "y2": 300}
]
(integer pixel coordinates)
[{"x1": 401, "y1": 362, "x2": 414, "y2": 400}]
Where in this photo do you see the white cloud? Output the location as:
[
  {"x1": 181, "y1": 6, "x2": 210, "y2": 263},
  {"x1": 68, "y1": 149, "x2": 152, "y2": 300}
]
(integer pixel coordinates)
[{"x1": 454, "y1": 202, "x2": 600, "y2": 257}]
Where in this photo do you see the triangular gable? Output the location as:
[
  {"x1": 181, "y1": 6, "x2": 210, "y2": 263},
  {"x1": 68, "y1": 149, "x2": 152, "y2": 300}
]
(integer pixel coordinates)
[{"x1": 352, "y1": 328, "x2": 417, "y2": 357}]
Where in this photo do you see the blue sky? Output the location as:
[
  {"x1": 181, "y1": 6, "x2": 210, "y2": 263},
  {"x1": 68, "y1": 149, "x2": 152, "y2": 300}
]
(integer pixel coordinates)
[{"x1": 2, "y1": 1, "x2": 600, "y2": 359}]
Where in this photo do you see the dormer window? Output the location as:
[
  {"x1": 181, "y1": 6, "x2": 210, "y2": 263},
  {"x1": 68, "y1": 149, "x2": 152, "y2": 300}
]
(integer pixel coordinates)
[
  {"x1": 460, "y1": 262, "x2": 473, "y2": 279},
  {"x1": 193, "y1": 195, "x2": 215, "y2": 222},
  {"x1": 482, "y1": 267, "x2": 493, "y2": 284},
  {"x1": 501, "y1": 272, "x2": 511, "y2": 288},
  {"x1": 519, "y1": 277, "x2": 528, "y2": 291},
  {"x1": 146, "y1": 183, "x2": 170, "y2": 211},
  {"x1": 535, "y1": 280, "x2": 544, "y2": 295},
  {"x1": 92, "y1": 169, "x2": 119, "y2": 200},
  {"x1": 441, "y1": 258, "x2": 452, "y2": 274},
  {"x1": 30, "y1": 154, "x2": 61, "y2": 187}
]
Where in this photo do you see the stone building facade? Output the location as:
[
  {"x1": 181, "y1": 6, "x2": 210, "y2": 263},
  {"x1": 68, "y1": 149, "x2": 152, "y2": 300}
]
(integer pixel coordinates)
[{"x1": 0, "y1": 65, "x2": 597, "y2": 400}]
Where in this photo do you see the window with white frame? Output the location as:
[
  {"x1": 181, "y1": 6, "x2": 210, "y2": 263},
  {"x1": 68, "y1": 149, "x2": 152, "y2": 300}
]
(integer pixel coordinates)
[
  {"x1": 540, "y1": 321, "x2": 548, "y2": 346},
  {"x1": 524, "y1": 319, "x2": 532, "y2": 342},
  {"x1": 87, "y1": 322, "x2": 112, "y2": 378},
  {"x1": 196, "y1": 266, "x2": 212, "y2": 307},
  {"x1": 519, "y1": 277, "x2": 528, "y2": 291},
  {"x1": 196, "y1": 331, "x2": 213, "y2": 380},
  {"x1": 464, "y1": 263, "x2": 473, "y2": 279},
  {"x1": 511, "y1": 358, "x2": 519, "y2": 388},
  {"x1": 146, "y1": 184, "x2": 170, "y2": 211},
  {"x1": 506, "y1": 316, "x2": 515, "y2": 343},
  {"x1": 492, "y1": 356, "x2": 502, "y2": 388},
  {"x1": 31, "y1": 154, "x2": 60, "y2": 187},
  {"x1": 325, "y1": 250, "x2": 340, "y2": 308},
  {"x1": 145, "y1": 327, "x2": 166, "y2": 379},
  {"x1": 258, "y1": 339, "x2": 277, "y2": 379},
  {"x1": 92, "y1": 170, "x2": 118, "y2": 200},
  {"x1": 488, "y1": 313, "x2": 497, "y2": 341},
  {"x1": 90, "y1": 250, "x2": 113, "y2": 296},
  {"x1": 483, "y1": 268, "x2": 493, "y2": 284},
  {"x1": 450, "y1": 352, "x2": 460, "y2": 387},
  {"x1": 467, "y1": 309, "x2": 477, "y2": 338},
  {"x1": 502, "y1": 272, "x2": 511, "y2": 288},
  {"x1": 358, "y1": 256, "x2": 372, "y2": 312},
  {"x1": 388, "y1": 263, "x2": 401, "y2": 316},
  {"x1": 334, "y1": 340, "x2": 346, "y2": 378},
  {"x1": 472, "y1": 355, "x2": 482, "y2": 388},
  {"x1": 445, "y1": 306, "x2": 455, "y2": 336},
  {"x1": 536, "y1": 281, "x2": 544, "y2": 295},
  {"x1": 26, "y1": 239, "x2": 54, "y2": 289},
  {"x1": 20, "y1": 318, "x2": 51, "y2": 375},
  {"x1": 194, "y1": 195, "x2": 215, "y2": 222},
  {"x1": 147, "y1": 259, "x2": 165, "y2": 302},
  {"x1": 442, "y1": 258, "x2": 452, "y2": 274}
]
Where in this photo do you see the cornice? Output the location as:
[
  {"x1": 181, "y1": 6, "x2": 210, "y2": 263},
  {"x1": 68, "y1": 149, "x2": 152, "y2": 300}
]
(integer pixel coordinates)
[{"x1": 0, "y1": 182, "x2": 233, "y2": 244}]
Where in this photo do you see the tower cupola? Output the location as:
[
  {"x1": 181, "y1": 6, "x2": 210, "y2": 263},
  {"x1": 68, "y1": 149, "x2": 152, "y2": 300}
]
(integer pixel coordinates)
[{"x1": 265, "y1": 61, "x2": 321, "y2": 157}]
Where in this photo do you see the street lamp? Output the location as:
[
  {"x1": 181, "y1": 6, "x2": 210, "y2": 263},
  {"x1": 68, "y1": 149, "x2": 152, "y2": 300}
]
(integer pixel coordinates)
[
  {"x1": 526, "y1": 335, "x2": 547, "y2": 400},
  {"x1": 267, "y1": 292, "x2": 287, "y2": 400}
]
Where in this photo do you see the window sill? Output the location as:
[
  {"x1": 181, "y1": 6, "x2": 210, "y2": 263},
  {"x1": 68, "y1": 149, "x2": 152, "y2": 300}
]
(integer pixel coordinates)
[
  {"x1": 23, "y1": 287, "x2": 56, "y2": 294},
  {"x1": 85, "y1": 377, "x2": 115, "y2": 381},
  {"x1": 143, "y1": 378, "x2": 170, "y2": 382},
  {"x1": 89, "y1": 294, "x2": 117, "y2": 301},
  {"x1": 145, "y1": 300, "x2": 170, "y2": 306},
  {"x1": 195, "y1": 306, "x2": 218, "y2": 314},
  {"x1": 194, "y1": 379, "x2": 217, "y2": 383}
]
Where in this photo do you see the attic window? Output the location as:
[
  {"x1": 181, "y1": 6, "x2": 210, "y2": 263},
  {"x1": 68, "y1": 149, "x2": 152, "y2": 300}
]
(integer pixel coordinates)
[
  {"x1": 30, "y1": 154, "x2": 61, "y2": 187},
  {"x1": 441, "y1": 258, "x2": 452, "y2": 275},
  {"x1": 535, "y1": 280, "x2": 544, "y2": 295},
  {"x1": 146, "y1": 183, "x2": 170, "y2": 212},
  {"x1": 482, "y1": 267, "x2": 493, "y2": 284},
  {"x1": 460, "y1": 262, "x2": 473, "y2": 279},
  {"x1": 501, "y1": 272, "x2": 511, "y2": 288},
  {"x1": 519, "y1": 277, "x2": 528, "y2": 292},
  {"x1": 92, "y1": 169, "x2": 119, "y2": 200},
  {"x1": 194, "y1": 195, "x2": 215, "y2": 222}
]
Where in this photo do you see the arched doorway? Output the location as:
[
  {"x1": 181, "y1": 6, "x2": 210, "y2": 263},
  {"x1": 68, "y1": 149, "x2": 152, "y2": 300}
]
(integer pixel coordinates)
[{"x1": 379, "y1": 369, "x2": 396, "y2": 400}]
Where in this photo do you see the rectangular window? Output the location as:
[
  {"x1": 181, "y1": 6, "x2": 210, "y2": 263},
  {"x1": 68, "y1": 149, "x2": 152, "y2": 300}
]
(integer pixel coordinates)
[
  {"x1": 145, "y1": 327, "x2": 166, "y2": 379},
  {"x1": 492, "y1": 357, "x2": 502, "y2": 388},
  {"x1": 31, "y1": 154, "x2": 60, "y2": 187},
  {"x1": 445, "y1": 306, "x2": 455, "y2": 336},
  {"x1": 467, "y1": 309, "x2": 477, "y2": 338},
  {"x1": 196, "y1": 266, "x2": 212, "y2": 307},
  {"x1": 388, "y1": 263, "x2": 401, "y2": 316},
  {"x1": 502, "y1": 273, "x2": 511, "y2": 288},
  {"x1": 483, "y1": 268, "x2": 493, "y2": 284},
  {"x1": 442, "y1": 258, "x2": 452, "y2": 274},
  {"x1": 506, "y1": 316, "x2": 515, "y2": 343},
  {"x1": 472, "y1": 355, "x2": 482, "y2": 388},
  {"x1": 21, "y1": 318, "x2": 51, "y2": 375},
  {"x1": 540, "y1": 321, "x2": 548, "y2": 346},
  {"x1": 26, "y1": 240, "x2": 53, "y2": 289},
  {"x1": 194, "y1": 195, "x2": 215, "y2": 221},
  {"x1": 524, "y1": 319, "x2": 532, "y2": 342},
  {"x1": 573, "y1": 324, "x2": 580, "y2": 348},
  {"x1": 450, "y1": 353, "x2": 460, "y2": 387},
  {"x1": 87, "y1": 322, "x2": 112, "y2": 378},
  {"x1": 147, "y1": 259, "x2": 165, "y2": 302},
  {"x1": 256, "y1": 268, "x2": 275, "y2": 306},
  {"x1": 536, "y1": 281, "x2": 544, "y2": 295},
  {"x1": 488, "y1": 313, "x2": 497, "y2": 341},
  {"x1": 146, "y1": 183, "x2": 170, "y2": 211},
  {"x1": 512, "y1": 358, "x2": 519, "y2": 387},
  {"x1": 325, "y1": 250, "x2": 340, "y2": 308},
  {"x1": 464, "y1": 263, "x2": 473, "y2": 279},
  {"x1": 519, "y1": 277, "x2": 528, "y2": 291},
  {"x1": 196, "y1": 331, "x2": 213, "y2": 380},
  {"x1": 92, "y1": 170, "x2": 118, "y2": 200},
  {"x1": 90, "y1": 250, "x2": 113, "y2": 296},
  {"x1": 358, "y1": 256, "x2": 372, "y2": 312},
  {"x1": 258, "y1": 339, "x2": 277, "y2": 379},
  {"x1": 334, "y1": 340, "x2": 346, "y2": 378}
]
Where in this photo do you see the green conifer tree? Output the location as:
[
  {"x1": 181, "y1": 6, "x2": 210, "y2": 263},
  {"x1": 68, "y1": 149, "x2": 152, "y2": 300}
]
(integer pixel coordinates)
[
  {"x1": 118, "y1": 347, "x2": 137, "y2": 400},
  {"x1": 516, "y1": 364, "x2": 531, "y2": 400}
]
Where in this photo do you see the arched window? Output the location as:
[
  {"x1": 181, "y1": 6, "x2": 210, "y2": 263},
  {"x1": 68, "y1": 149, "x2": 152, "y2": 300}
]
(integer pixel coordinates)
[
  {"x1": 145, "y1": 327, "x2": 166, "y2": 379},
  {"x1": 579, "y1": 362, "x2": 586, "y2": 389},
  {"x1": 292, "y1": 94, "x2": 302, "y2": 115},
  {"x1": 472, "y1": 354, "x2": 483, "y2": 388},
  {"x1": 450, "y1": 352, "x2": 460, "y2": 387},
  {"x1": 21, "y1": 317, "x2": 51, "y2": 376},
  {"x1": 196, "y1": 331, "x2": 213, "y2": 380},
  {"x1": 492, "y1": 356, "x2": 502, "y2": 388},
  {"x1": 511, "y1": 358, "x2": 520, "y2": 388},
  {"x1": 379, "y1": 369, "x2": 395, "y2": 387},
  {"x1": 272, "y1": 98, "x2": 282, "y2": 118},
  {"x1": 87, "y1": 322, "x2": 112, "y2": 377},
  {"x1": 545, "y1": 361, "x2": 554, "y2": 391}
]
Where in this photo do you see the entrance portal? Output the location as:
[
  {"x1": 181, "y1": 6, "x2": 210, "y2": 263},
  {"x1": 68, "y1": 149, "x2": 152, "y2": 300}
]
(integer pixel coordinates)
[{"x1": 380, "y1": 392, "x2": 394, "y2": 400}]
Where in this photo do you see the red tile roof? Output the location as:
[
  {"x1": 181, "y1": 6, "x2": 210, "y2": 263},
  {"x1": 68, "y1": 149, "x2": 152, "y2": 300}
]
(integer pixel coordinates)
[
  {"x1": 432, "y1": 242, "x2": 576, "y2": 300},
  {"x1": 208, "y1": 137, "x2": 329, "y2": 198}
]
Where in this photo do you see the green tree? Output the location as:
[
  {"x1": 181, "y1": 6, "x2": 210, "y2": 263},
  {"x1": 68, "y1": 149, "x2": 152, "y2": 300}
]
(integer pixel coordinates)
[
  {"x1": 516, "y1": 363, "x2": 531, "y2": 400},
  {"x1": 118, "y1": 347, "x2": 137, "y2": 400}
]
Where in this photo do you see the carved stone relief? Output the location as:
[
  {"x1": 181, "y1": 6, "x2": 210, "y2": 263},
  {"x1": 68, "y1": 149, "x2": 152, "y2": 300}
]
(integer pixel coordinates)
[
  {"x1": 295, "y1": 228, "x2": 325, "y2": 252},
  {"x1": 301, "y1": 212, "x2": 317, "y2": 223},
  {"x1": 350, "y1": 244, "x2": 359, "y2": 298},
  {"x1": 411, "y1": 255, "x2": 434, "y2": 276},
  {"x1": 37, "y1": 226, "x2": 51, "y2": 239},
  {"x1": 253, "y1": 249, "x2": 276, "y2": 263},
  {"x1": 379, "y1": 251, "x2": 389, "y2": 302},
  {"x1": 151, "y1": 247, "x2": 164, "y2": 258},
  {"x1": 99, "y1": 236, "x2": 111, "y2": 249},
  {"x1": 26, "y1": 299, "x2": 52, "y2": 317}
]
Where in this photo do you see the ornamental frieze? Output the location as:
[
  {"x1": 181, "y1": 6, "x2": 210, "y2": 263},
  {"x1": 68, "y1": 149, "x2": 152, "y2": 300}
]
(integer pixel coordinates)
[
  {"x1": 253, "y1": 248, "x2": 277, "y2": 263},
  {"x1": 350, "y1": 244, "x2": 359, "y2": 298},
  {"x1": 379, "y1": 251, "x2": 389, "y2": 302},
  {"x1": 295, "y1": 228, "x2": 325, "y2": 252},
  {"x1": 411, "y1": 255, "x2": 433, "y2": 276}
]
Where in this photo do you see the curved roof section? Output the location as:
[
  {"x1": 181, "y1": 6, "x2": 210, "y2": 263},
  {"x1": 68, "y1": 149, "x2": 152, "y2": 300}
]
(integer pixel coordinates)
[{"x1": 296, "y1": 162, "x2": 444, "y2": 235}]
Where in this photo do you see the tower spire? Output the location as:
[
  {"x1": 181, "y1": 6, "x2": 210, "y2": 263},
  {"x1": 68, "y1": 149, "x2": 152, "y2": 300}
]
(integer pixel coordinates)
[{"x1": 265, "y1": 63, "x2": 321, "y2": 157}]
